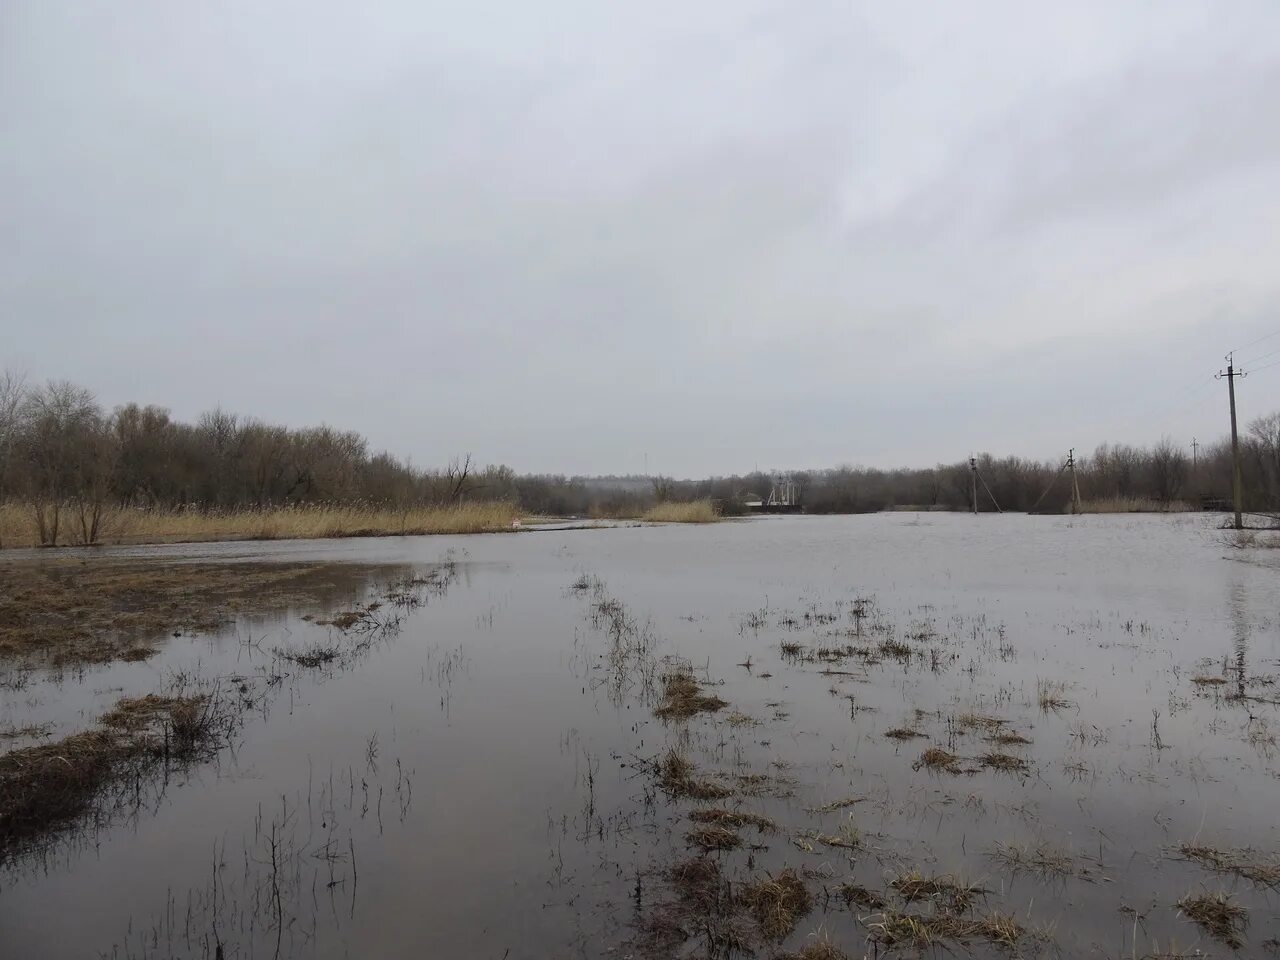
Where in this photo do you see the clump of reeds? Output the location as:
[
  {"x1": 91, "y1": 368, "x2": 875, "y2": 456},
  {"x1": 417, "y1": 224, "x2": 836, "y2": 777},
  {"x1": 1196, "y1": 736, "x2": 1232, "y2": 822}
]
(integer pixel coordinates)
[
  {"x1": 913, "y1": 747, "x2": 961, "y2": 773},
  {"x1": 0, "y1": 499, "x2": 520, "y2": 549},
  {"x1": 739, "y1": 868, "x2": 813, "y2": 940},
  {"x1": 1190, "y1": 675, "x2": 1228, "y2": 687},
  {"x1": 654, "y1": 668, "x2": 728, "y2": 720},
  {"x1": 642, "y1": 499, "x2": 720, "y2": 524},
  {"x1": 1036, "y1": 678, "x2": 1075, "y2": 711},
  {"x1": 884, "y1": 727, "x2": 926, "y2": 740},
  {"x1": 689, "y1": 808, "x2": 776, "y2": 833},
  {"x1": 986, "y1": 731, "x2": 1033, "y2": 746},
  {"x1": 275, "y1": 641, "x2": 342, "y2": 668},
  {"x1": 978, "y1": 751, "x2": 1030, "y2": 774},
  {"x1": 687, "y1": 825, "x2": 743, "y2": 852},
  {"x1": 0, "y1": 691, "x2": 227, "y2": 857},
  {"x1": 645, "y1": 856, "x2": 753, "y2": 955},
  {"x1": 955, "y1": 712, "x2": 1005, "y2": 731},
  {"x1": 840, "y1": 883, "x2": 887, "y2": 909},
  {"x1": 1177, "y1": 892, "x2": 1247, "y2": 948},
  {"x1": 775, "y1": 936, "x2": 852, "y2": 960},
  {"x1": 867, "y1": 910, "x2": 1024, "y2": 948},
  {"x1": 808, "y1": 823, "x2": 862, "y2": 850},
  {"x1": 657, "y1": 748, "x2": 731, "y2": 800},
  {"x1": 808, "y1": 795, "x2": 865, "y2": 813},
  {"x1": 890, "y1": 870, "x2": 984, "y2": 913},
  {"x1": 988, "y1": 841, "x2": 1076, "y2": 879},
  {"x1": 878, "y1": 638, "x2": 913, "y2": 660},
  {"x1": 1178, "y1": 844, "x2": 1280, "y2": 890}
]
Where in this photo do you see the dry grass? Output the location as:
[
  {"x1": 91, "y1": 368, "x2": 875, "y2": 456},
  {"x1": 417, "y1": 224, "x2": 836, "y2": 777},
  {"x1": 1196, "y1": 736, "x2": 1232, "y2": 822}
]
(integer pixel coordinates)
[
  {"x1": 0, "y1": 691, "x2": 226, "y2": 858},
  {"x1": 1178, "y1": 892, "x2": 1247, "y2": 948},
  {"x1": 867, "y1": 910, "x2": 1024, "y2": 949},
  {"x1": 913, "y1": 747, "x2": 961, "y2": 773},
  {"x1": 989, "y1": 841, "x2": 1077, "y2": 879},
  {"x1": 1178, "y1": 844, "x2": 1280, "y2": 890},
  {"x1": 657, "y1": 748, "x2": 732, "y2": 800},
  {"x1": 642, "y1": 499, "x2": 720, "y2": 524},
  {"x1": 808, "y1": 795, "x2": 865, "y2": 813},
  {"x1": 1036, "y1": 678, "x2": 1075, "y2": 711},
  {"x1": 0, "y1": 499, "x2": 518, "y2": 549},
  {"x1": 689, "y1": 808, "x2": 776, "y2": 833},
  {"x1": 0, "y1": 558, "x2": 407, "y2": 665},
  {"x1": 687, "y1": 824, "x2": 743, "y2": 851},
  {"x1": 1190, "y1": 675, "x2": 1228, "y2": 687},
  {"x1": 978, "y1": 751, "x2": 1030, "y2": 774},
  {"x1": 775, "y1": 936, "x2": 853, "y2": 960},
  {"x1": 986, "y1": 731, "x2": 1033, "y2": 746},
  {"x1": 884, "y1": 727, "x2": 926, "y2": 740},
  {"x1": 840, "y1": 883, "x2": 887, "y2": 909},
  {"x1": 955, "y1": 712, "x2": 1006, "y2": 732},
  {"x1": 654, "y1": 668, "x2": 729, "y2": 720},
  {"x1": 890, "y1": 870, "x2": 984, "y2": 913},
  {"x1": 740, "y1": 868, "x2": 813, "y2": 940}
]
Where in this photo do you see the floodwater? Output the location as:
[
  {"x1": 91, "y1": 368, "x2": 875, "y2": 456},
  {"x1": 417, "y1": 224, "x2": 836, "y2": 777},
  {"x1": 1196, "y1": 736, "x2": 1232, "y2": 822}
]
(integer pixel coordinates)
[{"x1": 2, "y1": 514, "x2": 1278, "y2": 958}]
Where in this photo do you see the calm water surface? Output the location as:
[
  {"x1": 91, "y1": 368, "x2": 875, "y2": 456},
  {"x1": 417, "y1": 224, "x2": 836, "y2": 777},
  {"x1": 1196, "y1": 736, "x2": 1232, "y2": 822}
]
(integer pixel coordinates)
[{"x1": 1, "y1": 514, "x2": 1278, "y2": 958}]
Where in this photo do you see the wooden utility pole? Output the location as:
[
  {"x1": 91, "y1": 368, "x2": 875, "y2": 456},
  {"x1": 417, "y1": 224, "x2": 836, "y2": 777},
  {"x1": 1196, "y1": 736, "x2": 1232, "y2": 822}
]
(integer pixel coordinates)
[
  {"x1": 969, "y1": 456, "x2": 978, "y2": 514},
  {"x1": 1217, "y1": 355, "x2": 1246, "y2": 530},
  {"x1": 1191, "y1": 438, "x2": 1199, "y2": 469},
  {"x1": 1067, "y1": 448, "x2": 1081, "y2": 514}
]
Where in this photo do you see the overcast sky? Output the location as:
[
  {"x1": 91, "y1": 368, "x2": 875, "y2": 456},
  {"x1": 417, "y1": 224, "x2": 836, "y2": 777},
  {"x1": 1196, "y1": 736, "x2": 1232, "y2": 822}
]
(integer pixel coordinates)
[{"x1": 3, "y1": 2, "x2": 1279, "y2": 476}]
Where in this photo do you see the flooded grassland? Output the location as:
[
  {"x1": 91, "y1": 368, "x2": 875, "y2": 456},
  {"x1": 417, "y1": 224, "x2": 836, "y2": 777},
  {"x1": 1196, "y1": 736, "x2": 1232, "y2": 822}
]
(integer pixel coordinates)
[{"x1": 1, "y1": 514, "x2": 1278, "y2": 958}]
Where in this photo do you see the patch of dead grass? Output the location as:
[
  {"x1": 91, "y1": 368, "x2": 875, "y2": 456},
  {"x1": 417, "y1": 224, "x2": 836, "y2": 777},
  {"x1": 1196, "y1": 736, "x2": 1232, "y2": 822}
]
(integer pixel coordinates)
[
  {"x1": 689, "y1": 808, "x2": 776, "y2": 833},
  {"x1": 1177, "y1": 892, "x2": 1247, "y2": 948},
  {"x1": 1178, "y1": 844, "x2": 1280, "y2": 890},
  {"x1": 0, "y1": 691, "x2": 226, "y2": 858},
  {"x1": 867, "y1": 910, "x2": 1024, "y2": 949},
  {"x1": 913, "y1": 747, "x2": 961, "y2": 773},
  {"x1": 884, "y1": 727, "x2": 926, "y2": 740},
  {"x1": 654, "y1": 668, "x2": 729, "y2": 720},
  {"x1": 0, "y1": 558, "x2": 410, "y2": 665},
  {"x1": 740, "y1": 868, "x2": 813, "y2": 940},
  {"x1": 687, "y1": 824, "x2": 742, "y2": 852}
]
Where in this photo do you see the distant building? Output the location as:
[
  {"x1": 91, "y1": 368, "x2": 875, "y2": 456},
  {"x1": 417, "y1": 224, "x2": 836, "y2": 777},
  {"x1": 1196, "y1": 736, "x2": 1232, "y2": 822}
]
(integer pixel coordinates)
[{"x1": 742, "y1": 493, "x2": 765, "y2": 510}]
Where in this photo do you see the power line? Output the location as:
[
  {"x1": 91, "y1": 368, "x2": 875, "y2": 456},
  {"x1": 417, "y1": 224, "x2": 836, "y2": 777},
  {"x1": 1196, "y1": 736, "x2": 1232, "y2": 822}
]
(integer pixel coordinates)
[
  {"x1": 1239, "y1": 345, "x2": 1280, "y2": 368},
  {"x1": 1232, "y1": 328, "x2": 1280, "y2": 356},
  {"x1": 1245, "y1": 356, "x2": 1280, "y2": 375}
]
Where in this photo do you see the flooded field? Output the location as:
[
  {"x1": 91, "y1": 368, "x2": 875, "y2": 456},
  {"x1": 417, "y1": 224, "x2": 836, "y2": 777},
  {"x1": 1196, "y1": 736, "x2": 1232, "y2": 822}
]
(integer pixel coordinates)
[{"x1": 2, "y1": 513, "x2": 1279, "y2": 959}]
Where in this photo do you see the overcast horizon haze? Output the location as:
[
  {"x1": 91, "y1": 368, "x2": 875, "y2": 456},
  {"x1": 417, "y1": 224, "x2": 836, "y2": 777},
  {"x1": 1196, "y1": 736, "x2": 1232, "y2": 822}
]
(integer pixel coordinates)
[{"x1": 4, "y1": 2, "x2": 1280, "y2": 477}]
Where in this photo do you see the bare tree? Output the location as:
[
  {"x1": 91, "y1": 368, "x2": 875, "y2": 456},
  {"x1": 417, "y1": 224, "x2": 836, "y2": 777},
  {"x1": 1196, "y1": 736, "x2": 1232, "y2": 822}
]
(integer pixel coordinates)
[
  {"x1": 0, "y1": 370, "x2": 29, "y2": 546},
  {"x1": 21, "y1": 381, "x2": 103, "y2": 545},
  {"x1": 1148, "y1": 436, "x2": 1188, "y2": 504}
]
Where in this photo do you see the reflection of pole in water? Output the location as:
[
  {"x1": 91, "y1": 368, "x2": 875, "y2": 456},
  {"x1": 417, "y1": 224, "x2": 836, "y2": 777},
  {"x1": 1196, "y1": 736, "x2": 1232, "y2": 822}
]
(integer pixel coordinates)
[{"x1": 1227, "y1": 578, "x2": 1250, "y2": 698}]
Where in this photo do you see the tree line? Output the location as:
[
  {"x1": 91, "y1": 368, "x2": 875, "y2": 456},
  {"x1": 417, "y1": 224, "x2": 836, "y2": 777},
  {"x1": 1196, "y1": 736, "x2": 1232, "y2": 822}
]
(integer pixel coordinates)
[{"x1": 2, "y1": 372, "x2": 1278, "y2": 546}]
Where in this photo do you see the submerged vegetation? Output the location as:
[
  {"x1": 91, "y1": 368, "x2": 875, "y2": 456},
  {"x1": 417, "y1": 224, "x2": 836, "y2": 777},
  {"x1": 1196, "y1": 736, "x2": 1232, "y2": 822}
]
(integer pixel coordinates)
[
  {"x1": 0, "y1": 558, "x2": 418, "y2": 664},
  {"x1": 0, "y1": 690, "x2": 229, "y2": 861},
  {"x1": 1178, "y1": 892, "x2": 1248, "y2": 948}
]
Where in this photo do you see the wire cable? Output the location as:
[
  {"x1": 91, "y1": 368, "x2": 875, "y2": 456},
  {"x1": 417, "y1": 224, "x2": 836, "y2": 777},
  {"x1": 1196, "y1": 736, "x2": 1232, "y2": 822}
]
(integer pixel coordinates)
[
  {"x1": 1245, "y1": 357, "x2": 1280, "y2": 375},
  {"x1": 1232, "y1": 328, "x2": 1280, "y2": 356},
  {"x1": 1239, "y1": 346, "x2": 1280, "y2": 368}
]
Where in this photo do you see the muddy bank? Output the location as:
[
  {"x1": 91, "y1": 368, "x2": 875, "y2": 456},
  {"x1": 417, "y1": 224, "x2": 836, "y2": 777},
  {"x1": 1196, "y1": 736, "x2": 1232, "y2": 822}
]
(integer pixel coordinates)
[{"x1": 0, "y1": 558, "x2": 416, "y2": 666}]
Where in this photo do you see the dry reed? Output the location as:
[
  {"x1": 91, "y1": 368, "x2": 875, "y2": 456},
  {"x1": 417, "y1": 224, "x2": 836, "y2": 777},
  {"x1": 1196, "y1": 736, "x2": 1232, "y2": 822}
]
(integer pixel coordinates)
[
  {"x1": 0, "y1": 499, "x2": 518, "y2": 549},
  {"x1": 642, "y1": 499, "x2": 720, "y2": 524}
]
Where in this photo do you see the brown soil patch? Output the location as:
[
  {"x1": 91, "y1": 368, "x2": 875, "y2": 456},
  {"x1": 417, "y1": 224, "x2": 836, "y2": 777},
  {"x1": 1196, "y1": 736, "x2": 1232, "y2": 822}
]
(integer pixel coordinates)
[{"x1": 0, "y1": 558, "x2": 403, "y2": 665}]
